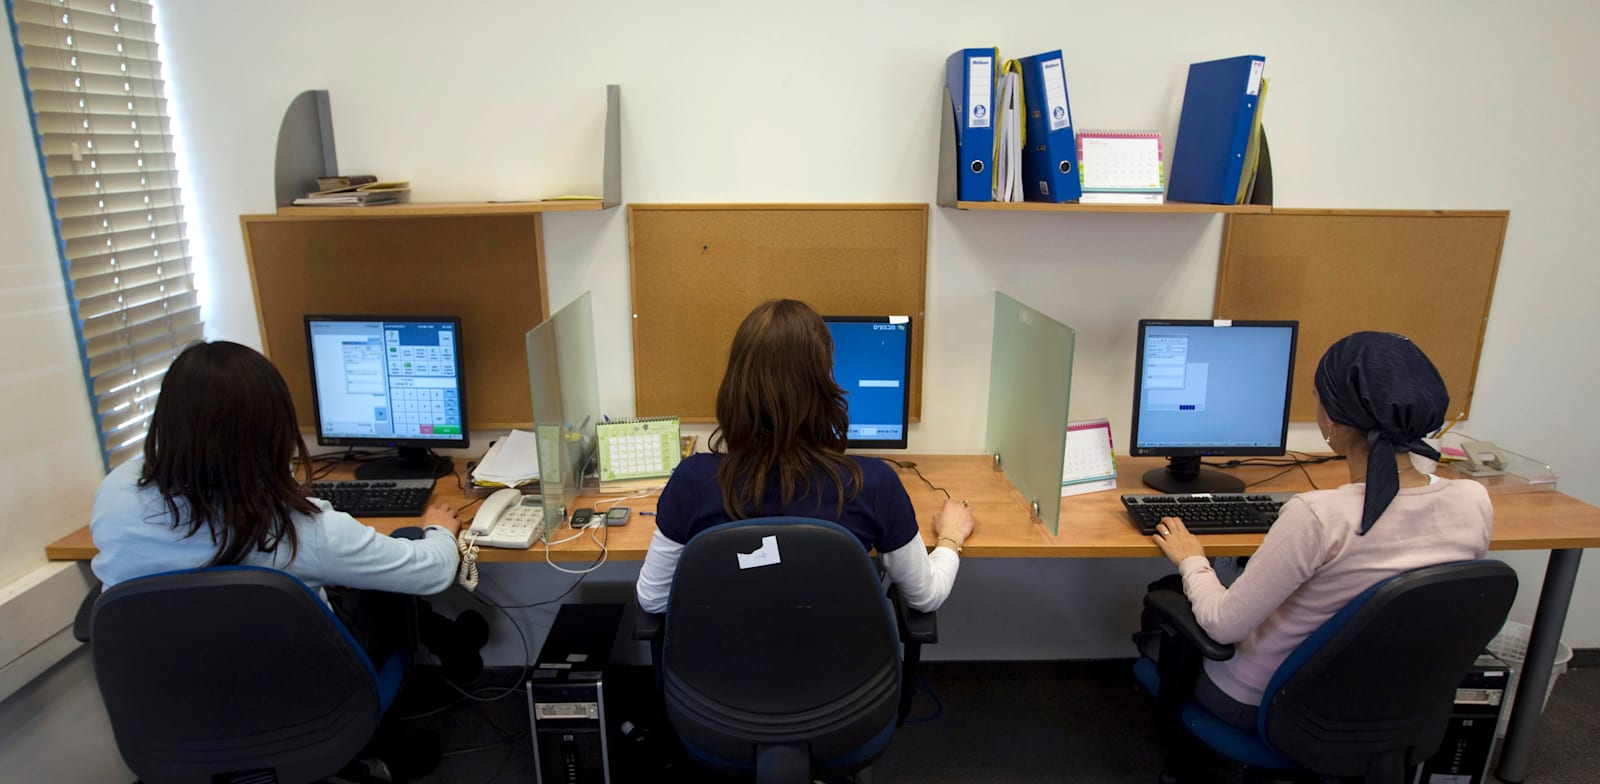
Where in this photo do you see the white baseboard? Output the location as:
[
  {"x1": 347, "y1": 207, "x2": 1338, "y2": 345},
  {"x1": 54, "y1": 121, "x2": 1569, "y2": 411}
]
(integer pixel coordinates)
[{"x1": 0, "y1": 562, "x2": 95, "y2": 702}]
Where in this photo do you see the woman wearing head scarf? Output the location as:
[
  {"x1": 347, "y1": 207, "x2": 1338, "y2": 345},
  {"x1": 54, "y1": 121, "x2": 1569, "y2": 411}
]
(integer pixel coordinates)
[{"x1": 1149, "y1": 331, "x2": 1493, "y2": 730}]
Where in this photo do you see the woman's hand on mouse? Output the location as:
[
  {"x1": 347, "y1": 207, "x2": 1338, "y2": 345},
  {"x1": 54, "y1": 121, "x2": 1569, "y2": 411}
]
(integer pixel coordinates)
[{"x1": 934, "y1": 498, "x2": 975, "y2": 551}]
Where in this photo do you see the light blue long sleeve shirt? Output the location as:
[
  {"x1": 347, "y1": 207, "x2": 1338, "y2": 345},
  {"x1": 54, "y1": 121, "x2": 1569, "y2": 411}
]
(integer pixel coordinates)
[{"x1": 91, "y1": 458, "x2": 459, "y2": 597}]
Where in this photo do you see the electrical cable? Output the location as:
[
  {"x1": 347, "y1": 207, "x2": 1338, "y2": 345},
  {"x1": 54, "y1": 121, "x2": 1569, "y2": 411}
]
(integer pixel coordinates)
[
  {"x1": 881, "y1": 457, "x2": 952, "y2": 500},
  {"x1": 901, "y1": 674, "x2": 945, "y2": 724}
]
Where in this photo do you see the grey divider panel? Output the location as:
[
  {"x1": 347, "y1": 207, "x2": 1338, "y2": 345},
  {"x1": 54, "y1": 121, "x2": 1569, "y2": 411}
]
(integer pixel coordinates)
[
  {"x1": 603, "y1": 85, "x2": 621, "y2": 209},
  {"x1": 985, "y1": 292, "x2": 1075, "y2": 535},
  {"x1": 273, "y1": 90, "x2": 336, "y2": 207}
]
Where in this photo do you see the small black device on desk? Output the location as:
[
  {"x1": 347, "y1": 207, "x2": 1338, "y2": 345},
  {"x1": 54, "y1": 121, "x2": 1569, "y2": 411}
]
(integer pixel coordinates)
[
  {"x1": 1121, "y1": 492, "x2": 1295, "y2": 535},
  {"x1": 310, "y1": 478, "x2": 436, "y2": 517},
  {"x1": 570, "y1": 508, "x2": 596, "y2": 528}
]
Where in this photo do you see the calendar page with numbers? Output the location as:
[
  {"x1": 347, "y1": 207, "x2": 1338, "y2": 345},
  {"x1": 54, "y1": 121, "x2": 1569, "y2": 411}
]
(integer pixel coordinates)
[
  {"x1": 1076, "y1": 130, "x2": 1165, "y2": 193},
  {"x1": 597, "y1": 416, "x2": 682, "y2": 485}
]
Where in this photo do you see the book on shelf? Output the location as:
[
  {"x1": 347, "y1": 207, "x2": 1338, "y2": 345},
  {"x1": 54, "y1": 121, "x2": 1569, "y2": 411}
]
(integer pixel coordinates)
[
  {"x1": 315, "y1": 174, "x2": 378, "y2": 191},
  {"x1": 292, "y1": 180, "x2": 411, "y2": 207}
]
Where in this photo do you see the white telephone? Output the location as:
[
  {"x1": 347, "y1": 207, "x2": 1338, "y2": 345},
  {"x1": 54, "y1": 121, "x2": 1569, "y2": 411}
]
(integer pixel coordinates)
[
  {"x1": 456, "y1": 489, "x2": 547, "y2": 591},
  {"x1": 468, "y1": 488, "x2": 547, "y2": 549}
]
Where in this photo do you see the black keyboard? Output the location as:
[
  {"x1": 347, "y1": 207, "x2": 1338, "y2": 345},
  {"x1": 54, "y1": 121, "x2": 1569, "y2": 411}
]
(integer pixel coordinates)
[
  {"x1": 1121, "y1": 492, "x2": 1296, "y2": 535},
  {"x1": 310, "y1": 479, "x2": 436, "y2": 517}
]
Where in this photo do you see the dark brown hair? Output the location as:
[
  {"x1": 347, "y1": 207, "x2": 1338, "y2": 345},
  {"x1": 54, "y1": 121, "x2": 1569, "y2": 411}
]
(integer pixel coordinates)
[
  {"x1": 139, "y1": 341, "x2": 316, "y2": 566},
  {"x1": 710, "y1": 299, "x2": 863, "y2": 519}
]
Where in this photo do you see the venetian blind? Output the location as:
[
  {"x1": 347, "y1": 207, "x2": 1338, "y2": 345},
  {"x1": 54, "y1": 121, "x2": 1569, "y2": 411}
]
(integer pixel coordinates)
[{"x1": 9, "y1": 0, "x2": 201, "y2": 468}]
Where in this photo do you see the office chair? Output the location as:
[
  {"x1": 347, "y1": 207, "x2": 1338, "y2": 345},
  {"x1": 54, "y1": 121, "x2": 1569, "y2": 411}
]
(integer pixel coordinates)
[
  {"x1": 79, "y1": 566, "x2": 409, "y2": 784},
  {"x1": 633, "y1": 518, "x2": 938, "y2": 784},
  {"x1": 1133, "y1": 560, "x2": 1518, "y2": 784}
]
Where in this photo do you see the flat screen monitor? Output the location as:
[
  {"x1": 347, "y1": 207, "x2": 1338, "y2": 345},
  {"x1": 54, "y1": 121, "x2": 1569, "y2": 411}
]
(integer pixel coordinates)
[
  {"x1": 1129, "y1": 319, "x2": 1298, "y2": 493},
  {"x1": 823, "y1": 315, "x2": 912, "y2": 450},
  {"x1": 304, "y1": 315, "x2": 468, "y2": 479}
]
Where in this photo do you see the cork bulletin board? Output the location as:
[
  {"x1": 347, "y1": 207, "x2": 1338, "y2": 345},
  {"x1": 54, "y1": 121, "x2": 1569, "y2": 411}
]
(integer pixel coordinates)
[
  {"x1": 242, "y1": 213, "x2": 550, "y2": 431},
  {"x1": 627, "y1": 204, "x2": 929, "y2": 422},
  {"x1": 1215, "y1": 209, "x2": 1508, "y2": 421}
]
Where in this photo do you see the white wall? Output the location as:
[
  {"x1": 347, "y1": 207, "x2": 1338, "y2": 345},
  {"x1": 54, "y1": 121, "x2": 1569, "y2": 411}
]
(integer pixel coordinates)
[{"x1": 154, "y1": 0, "x2": 1600, "y2": 654}]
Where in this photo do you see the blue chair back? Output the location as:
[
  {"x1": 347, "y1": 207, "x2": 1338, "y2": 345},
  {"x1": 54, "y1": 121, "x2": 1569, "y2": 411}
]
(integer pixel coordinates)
[
  {"x1": 1259, "y1": 560, "x2": 1518, "y2": 779},
  {"x1": 662, "y1": 518, "x2": 901, "y2": 781},
  {"x1": 91, "y1": 566, "x2": 399, "y2": 784}
]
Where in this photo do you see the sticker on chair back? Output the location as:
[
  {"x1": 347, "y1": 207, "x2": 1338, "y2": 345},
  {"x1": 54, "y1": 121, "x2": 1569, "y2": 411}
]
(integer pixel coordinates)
[{"x1": 736, "y1": 535, "x2": 782, "y2": 570}]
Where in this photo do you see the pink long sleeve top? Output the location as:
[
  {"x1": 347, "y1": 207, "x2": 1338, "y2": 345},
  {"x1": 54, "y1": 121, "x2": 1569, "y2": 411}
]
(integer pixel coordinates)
[{"x1": 1179, "y1": 477, "x2": 1493, "y2": 706}]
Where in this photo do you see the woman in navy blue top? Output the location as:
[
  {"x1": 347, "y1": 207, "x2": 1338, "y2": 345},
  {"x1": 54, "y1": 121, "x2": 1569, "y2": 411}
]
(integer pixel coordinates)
[{"x1": 635, "y1": 299, "x2": 975, "y2": 613}]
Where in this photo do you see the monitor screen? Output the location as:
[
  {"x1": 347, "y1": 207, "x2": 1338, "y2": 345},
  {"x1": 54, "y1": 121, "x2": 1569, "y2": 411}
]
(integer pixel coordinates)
[
  {"x1": 304, "y1": 316, "x2": 468, "y2": 449},
  {"x1": 1129, "y1": 319, "x2": 1298, "y2": 492},
  {"x1": 823, "y1": 315, "x2": 912, "y2": 450}
]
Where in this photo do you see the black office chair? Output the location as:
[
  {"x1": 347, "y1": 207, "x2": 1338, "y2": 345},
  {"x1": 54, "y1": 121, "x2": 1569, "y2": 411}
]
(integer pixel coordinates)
[
  {"x1": 1133, "y1": 560, "x2": 1518, "y2": 783},
  {"x1": 80, "y1": 566, "x2": 409, "y2": 784},
  {"x1": 633, "y1": 518, "x2": 938, "y2": 784}
]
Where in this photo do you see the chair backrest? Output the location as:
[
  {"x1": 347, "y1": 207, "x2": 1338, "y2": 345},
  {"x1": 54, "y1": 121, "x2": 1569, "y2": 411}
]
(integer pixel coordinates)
[
  {"x1": 1261, "y1": 560, "x2": 1518, "y2": 777},
  {"x1": 662, "y1": 518, "x2": 901, "y2": 775},
  {"x1": 91, "y1": 566, "x2": 382, "y2": 784}
]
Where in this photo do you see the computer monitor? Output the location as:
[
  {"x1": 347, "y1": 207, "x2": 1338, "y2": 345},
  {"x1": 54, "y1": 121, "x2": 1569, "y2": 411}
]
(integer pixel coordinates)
[
  {"x1": 304, "y1": 315, "x2": 468, "y2": 480},
  {"x1": 823, "y1": 315, "x2": 912, "y2": 450},
  {"x1": 1129, "y1": 319, "x2": 1298, "y2": 493}
]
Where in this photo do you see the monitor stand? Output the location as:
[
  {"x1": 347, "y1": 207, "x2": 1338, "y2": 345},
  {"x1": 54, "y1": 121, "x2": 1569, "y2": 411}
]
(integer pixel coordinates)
[
  {"x1": 354, "y1": 447, "x2": 454, "y2": 481},
  {"x1": 1142, "y1": 456, "x2": 1246, "y2": 494}
]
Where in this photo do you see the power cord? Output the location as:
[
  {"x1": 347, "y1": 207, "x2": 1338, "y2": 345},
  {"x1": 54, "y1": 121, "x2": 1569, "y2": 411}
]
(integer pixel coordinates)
[{"x1": 881, "y1": 458, "x2": 952, "y2": 500}]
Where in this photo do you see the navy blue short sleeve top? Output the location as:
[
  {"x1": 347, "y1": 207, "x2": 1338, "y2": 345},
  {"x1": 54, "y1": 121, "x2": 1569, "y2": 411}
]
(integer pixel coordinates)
[{"x1": 653, "y1": 453, "x2": 920, "y2": 553}]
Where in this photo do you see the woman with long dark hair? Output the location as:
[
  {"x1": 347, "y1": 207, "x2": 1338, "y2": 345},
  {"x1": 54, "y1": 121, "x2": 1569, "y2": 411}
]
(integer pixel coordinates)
[
  {"x1": 91, "y1": 341, "x2": 460, "y2": 596},
  {"x1": 635, "y1": 299, "x2": 975, "y2": 613}
]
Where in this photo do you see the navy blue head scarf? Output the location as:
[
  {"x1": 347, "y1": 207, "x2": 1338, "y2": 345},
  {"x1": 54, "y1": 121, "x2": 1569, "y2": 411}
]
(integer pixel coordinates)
[{"x1": 1313, "y1": 332, "x2": 1449, "y2": 534}]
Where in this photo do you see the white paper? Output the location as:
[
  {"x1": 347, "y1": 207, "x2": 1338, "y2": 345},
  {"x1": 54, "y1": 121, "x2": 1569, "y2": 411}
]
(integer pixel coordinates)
[
  {"x1": 736, "y1": 535, "x2": 782, "y2": 570},
  {"x1": 1246, "y1": 60, "x2": 1264, "y2": 96},
  {"x1": 889, "y1": 315, "x2": 910, "y2": 324},
  {"x1": 993, "y1": 70, "x2": 1024, "y2": 202},
  {"x1": 1042, "y1": 58, "x2": 1071, "y2": 132},
  {"x1": 472, "y1": 429, "x2": 541, "y2": 485},
  {"x1": 968, "y1": 56, "x2": 992, "y2": 129}
]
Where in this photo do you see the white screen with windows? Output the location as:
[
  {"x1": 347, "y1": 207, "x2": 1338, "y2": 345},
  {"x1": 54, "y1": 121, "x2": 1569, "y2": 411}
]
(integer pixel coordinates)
[
  {"x1": 307, "y1": 319, "x2": 463, "y2": 441},
  {"x1": 1134, "y1": 323, "x2": 1294, "y2": 450}
]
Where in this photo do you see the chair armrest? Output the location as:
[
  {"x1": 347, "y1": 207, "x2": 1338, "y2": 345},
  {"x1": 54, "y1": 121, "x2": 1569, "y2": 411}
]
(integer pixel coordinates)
[
  {"x1": 73, "y1": 580, "x2": 102, "y2": 644},
  {"x1": 633, "y1": 607, "x2": 664, "y2": 643},
  {"x1": 1144, "y1": 590, "x2": 1233, "y2": 661},
  {"x1": 888, "y1": 585, "x2": 938, "y2": 645}
]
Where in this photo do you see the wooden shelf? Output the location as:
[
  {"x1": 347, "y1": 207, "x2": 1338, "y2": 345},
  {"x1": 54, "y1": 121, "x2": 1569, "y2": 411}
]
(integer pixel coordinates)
[
  {"x1": 274, "y1": 200, "x2": 606, "y2": 219},
  {"x1": 951, "y1": 201, "x2": 1271, "y2": 214}
]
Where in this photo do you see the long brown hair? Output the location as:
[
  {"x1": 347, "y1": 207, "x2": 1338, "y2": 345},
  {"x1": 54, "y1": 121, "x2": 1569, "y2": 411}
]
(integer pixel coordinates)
[
  {"x1": 710, "y1": 299, "x2": 863, "y2": 519},
  {"x1": 139, "y1": 341, "x2": 316, "y2": 566}
]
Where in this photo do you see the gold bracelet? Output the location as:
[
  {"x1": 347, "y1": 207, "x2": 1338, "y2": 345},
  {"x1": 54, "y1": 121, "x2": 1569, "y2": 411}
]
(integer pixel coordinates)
[{"x1": 936, "y1": 536, "x2": 963, "y2": 553}]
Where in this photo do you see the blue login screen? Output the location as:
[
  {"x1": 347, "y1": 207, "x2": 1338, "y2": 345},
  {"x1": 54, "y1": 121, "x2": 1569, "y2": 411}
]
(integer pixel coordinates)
[{"x1": 826, "y1": 319, "x2": 910, "y2": 443}]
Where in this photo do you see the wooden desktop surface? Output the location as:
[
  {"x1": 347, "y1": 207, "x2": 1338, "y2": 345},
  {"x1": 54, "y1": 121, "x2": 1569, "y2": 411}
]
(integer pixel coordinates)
[{"x1": 44, "y1": 455, "x2": 1600, "y2": 563}]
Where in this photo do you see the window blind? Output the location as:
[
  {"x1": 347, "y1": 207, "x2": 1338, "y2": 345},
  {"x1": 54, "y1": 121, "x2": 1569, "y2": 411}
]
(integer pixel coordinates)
[{"x1": 8, "y1": 0, "x2": 201, "y2": 468}]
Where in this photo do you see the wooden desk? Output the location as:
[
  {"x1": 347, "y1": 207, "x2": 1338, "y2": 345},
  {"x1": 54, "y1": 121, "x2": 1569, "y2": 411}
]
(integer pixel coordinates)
[
  {"x1": 43, "y1": 454, "x2": 1600, "y2": 562},
  {"x1": 43, "y1": 453, "x2": 1597, "y2": 781}
]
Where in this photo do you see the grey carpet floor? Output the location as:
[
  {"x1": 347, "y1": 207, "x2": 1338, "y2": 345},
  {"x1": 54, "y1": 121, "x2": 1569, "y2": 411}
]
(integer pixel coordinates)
[{"x1": 399, "y1": 661, "x2": 1597, "y2": 783}]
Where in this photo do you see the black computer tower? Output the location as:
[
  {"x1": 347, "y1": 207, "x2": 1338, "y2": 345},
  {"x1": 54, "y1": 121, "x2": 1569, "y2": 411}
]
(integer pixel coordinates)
[
  {"x1": 527, "y1": 603, "x2": 624, "y2": 784},
  {"x1": 1413, "y1": 652, "x2": 1511, "y2": 784}
]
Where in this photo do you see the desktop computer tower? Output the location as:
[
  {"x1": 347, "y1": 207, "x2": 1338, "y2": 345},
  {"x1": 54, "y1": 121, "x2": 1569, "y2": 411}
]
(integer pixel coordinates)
[
  {"x1": 527, "y1": 603, "x2": 624, "y2": 784},
  {"x1": 1413, "y1": 653, "x2": 1510, "y2": 784}
]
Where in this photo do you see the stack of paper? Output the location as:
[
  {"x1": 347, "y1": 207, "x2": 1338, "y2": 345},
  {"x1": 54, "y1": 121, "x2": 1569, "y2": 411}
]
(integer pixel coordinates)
[
  {"x1": 992, "y1": 60, "x2": 1025, "y2": 202},
  {"x1": 471, "y1": 429, "x2": 541, "y2": 487},
  {"x1": 292, "y1": 180, "x2": 411, "y2": 207}
]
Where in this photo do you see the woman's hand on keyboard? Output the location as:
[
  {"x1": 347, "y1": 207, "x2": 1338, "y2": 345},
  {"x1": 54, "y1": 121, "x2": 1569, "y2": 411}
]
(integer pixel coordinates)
[
  {"x1": 1153, "y1": 516, "x2": 1206, "y2": 566},
  {"x1": 423, "y1": 503, "x2": 461, "y2": 537}
]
